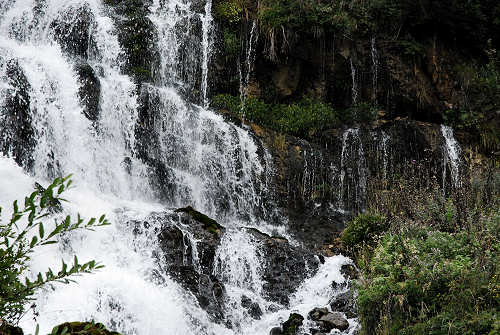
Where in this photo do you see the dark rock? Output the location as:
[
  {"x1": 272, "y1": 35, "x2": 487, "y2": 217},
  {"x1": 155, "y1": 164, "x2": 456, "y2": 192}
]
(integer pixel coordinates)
[
  {"x1": 130, "y1": 210, "x2": 225, "y2": 321},
  {"x1": 269, "y1": 327, "x2": 282, "y2": 335},
  {"x1": 308, "y1": 307, "x2": 328, "y2": 321},
  {"x1": 282, "y1": 313, "x2": 304, "y2": 335},
  {"x1": 49, "y1": 4, "x2": 95, "y2": 59},
  {"x1": 0, "y1": 324, "x2": 23, "y2": 335},
  {"x1": 104, "y1": 0, "x2": 158, "y2": 84},
  {"x1": 318, "y1": 312, "x2": 349, "y2": 332},
  {"x1": 241, "y1": 295, "x2": 263, "y2": 320},
  {"x1": 246, "y1": 227, "x2": 320, "y2": 306},
  {"x1": 0, "y1": 59, "x2": 35, "y2": 170},
  {"x1": 330, "y1": 290, "x2": 357, "y2": 319},
  {"x1": 50, "y1": 322, "x2": 121, "y2": 335},
  {"x1": 175, "y1": 206, "x2": 223, "y2": 235},
  {"x1": 340, "y1": 264, "x2": 359, "y2": 280},
  {"x1": 75, "y1": 62, "x2": 101, "y2": 122}
]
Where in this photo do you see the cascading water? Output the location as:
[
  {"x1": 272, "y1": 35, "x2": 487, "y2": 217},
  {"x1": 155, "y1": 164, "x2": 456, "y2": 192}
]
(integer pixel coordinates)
[
  {"x1": 239, "y1": 20, "x2": 258, "y2": 109},
  {"x1": 0, "y1": 0, "x2": 357, "y2": 334},
  {"x1": 349, "y1": 58, "x2": 358, "y2": 106},
  {"x1": 370, "y1": 37, "x2": 378, "y2": 104},
  {"x1": 441, "y1": 125, "x2": 462, "y2": 189},
  {"x1": 337, "y1": 128, "x2": 367, "y2": 213}
]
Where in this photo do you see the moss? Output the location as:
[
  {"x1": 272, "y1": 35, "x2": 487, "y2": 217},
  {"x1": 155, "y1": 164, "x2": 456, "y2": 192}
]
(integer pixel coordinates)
[
  {"x1": 174, "y1": 206, "x2": 223, "y2": 235},
  {"x1": 282, "y1": 313, "x2": 304, "y2": 335},
  {"x1": 50, "y1": 322, "x2": 121, "y2": 335}
]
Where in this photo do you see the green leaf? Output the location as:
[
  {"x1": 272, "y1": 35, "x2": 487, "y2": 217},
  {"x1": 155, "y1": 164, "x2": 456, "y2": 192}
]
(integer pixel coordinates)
[
  {"x1": 39, "y1": 222, "x2": 44, "y2": 239},
  {"x1": 30, "y1": 235, "x2": 38, "y2": 248}
]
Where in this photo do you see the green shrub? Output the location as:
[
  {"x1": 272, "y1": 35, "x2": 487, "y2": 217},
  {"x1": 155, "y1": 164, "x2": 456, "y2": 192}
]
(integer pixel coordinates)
[
  {"x1": 341, "y1": 213, "x2": 387, "y2": 249},
  {"x1": 214, "y1": 0, "x2": 243, "y2": 24},
  {"x1": 211, "y1": 94, "x2": 341, "y2": 137},
  {"x1": 356, "y1": 210, "x2": 500, "y2": 335},
  {"x1": 0, "y1": 176, "x2": 109, "y2": 324}
]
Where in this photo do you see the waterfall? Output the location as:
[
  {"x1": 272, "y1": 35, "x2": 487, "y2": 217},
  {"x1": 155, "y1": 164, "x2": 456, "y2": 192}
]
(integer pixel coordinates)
[
  {"x1": 239, "y1": 20, "x2": 259, "y2": 108},
  {"x1": 200, "y1": 0, "x2": 213, "y2": 107},
  {"x1": 337, "y1": 128, "x2": 367, "y2": 213},
  {"x1": 349, "y1": 58, "x2": 358, "y2": 106},
  {"x1": 441, "y1": 125, "x2": 462, "y2": 189},
  {"x1": 370, "y1": 37, "x2": 378, "y2": 104},
  {"x1": 0, "y1": 0, "x2": 356, "y2": 334}
]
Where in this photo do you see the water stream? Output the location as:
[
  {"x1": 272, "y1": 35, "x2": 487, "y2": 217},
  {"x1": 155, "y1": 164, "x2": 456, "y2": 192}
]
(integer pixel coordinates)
[{"x1": 0, "y1": 0, "x2": 356, "y2": 334}]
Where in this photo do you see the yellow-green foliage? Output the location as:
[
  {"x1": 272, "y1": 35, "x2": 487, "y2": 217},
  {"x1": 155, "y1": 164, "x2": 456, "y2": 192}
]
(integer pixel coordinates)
[
  {"x1": 214, "y1": 0, "x2": 243, "y2": 24},
  {"x1": 341, "y1": 213, "x2": 387, "y2": 249}
]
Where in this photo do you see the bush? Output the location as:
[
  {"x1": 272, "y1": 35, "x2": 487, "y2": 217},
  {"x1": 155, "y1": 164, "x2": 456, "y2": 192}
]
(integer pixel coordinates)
[
  {"x1": 357, "y1": 216, "x2": 500, "y2": 335},
  {"x1": 211, "y1": 94, "x2": 341, "y2": 137},
  {"x1": 341, "y1": 213, "x2": 387, "y2": 249},
  {"x1": 0, "y1": 176, "x2": 109, "y2": 324}
]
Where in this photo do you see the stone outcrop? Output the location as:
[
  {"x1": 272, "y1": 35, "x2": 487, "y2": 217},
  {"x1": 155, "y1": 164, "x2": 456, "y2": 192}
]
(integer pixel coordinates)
[{"x1": 246, "y1": 228, "x2": 320, "y2": 306}]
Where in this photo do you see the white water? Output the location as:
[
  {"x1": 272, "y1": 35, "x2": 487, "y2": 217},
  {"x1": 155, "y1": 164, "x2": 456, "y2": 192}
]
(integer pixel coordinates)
[
  {"x1": 370, "y1": 37, "x2": 378, "y2": 104},
  {"x1": 337, "y1": 128, "x2": 367, "y2": 212},
  {"x1": 0, "y1": 0, "x2": 356, "y2": 334},
  {"x1": 349, "y1": 58, "x2": 358, "y2": 106},
  {"x1": 239, "y1": 20, "x2": 258, "y2": 107},
  {"x1": 441, "y1": 125, "x2": 462, "y2": 189}
]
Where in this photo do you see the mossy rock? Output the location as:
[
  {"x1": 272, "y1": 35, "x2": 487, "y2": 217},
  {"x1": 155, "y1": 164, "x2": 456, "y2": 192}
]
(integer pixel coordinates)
[
  {"x1": 50, "y1": 322, "x2": 121, "y2": 335},
  {"x1": 0, "y1": 324, "x2": 23, "y2": 335},
  {"x1": 282, "y1": 313, "x2": 304, "y2": 335},
  {"x1": 174, "y1": 206, "x2": 223, "y2": 235}
]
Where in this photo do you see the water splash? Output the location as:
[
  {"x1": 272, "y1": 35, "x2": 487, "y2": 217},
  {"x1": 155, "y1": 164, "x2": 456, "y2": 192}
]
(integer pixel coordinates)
[{"x1": 441, "y1": 125, "x2": 462, "y2": 189}]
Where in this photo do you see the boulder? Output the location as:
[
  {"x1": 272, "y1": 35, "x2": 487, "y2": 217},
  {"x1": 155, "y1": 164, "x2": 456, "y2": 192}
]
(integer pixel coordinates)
[
  {"x1": 330, "y1": 290, "x2": 357, "y2": 318},
  {"x1": 50, "y1": 322, "x2": 121, "y2": 335},
  {"x1": 241, "y1": 295, "x2": 263, "y2": 320},
  {"x1": 246, "y1": 228, "x2": 320, "y2": 306},
  {"x1": 308, "y1": 307, "x2": 329, "y2": 321},
  {"x1": 282, "y1": 313, "x2": 304, "y2": 335},
  {"x1": 129, "y1": 209, "x2": 226, "y2": 321},
  {"x1": 318, "y1": 312, "x2": 349, "y2": 332}
]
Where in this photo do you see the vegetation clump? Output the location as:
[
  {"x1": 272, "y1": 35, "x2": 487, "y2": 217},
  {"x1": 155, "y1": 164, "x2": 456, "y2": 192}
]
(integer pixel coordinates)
[
  {"x1": 174, "y1": 206, "x2": 223, "y2": 235},
  {"x1": 0, "y1": 176, "x2": 109, "y2": 324},
  {"x1": 349, "y1": 167, "x2": 500, "y2": 335}
]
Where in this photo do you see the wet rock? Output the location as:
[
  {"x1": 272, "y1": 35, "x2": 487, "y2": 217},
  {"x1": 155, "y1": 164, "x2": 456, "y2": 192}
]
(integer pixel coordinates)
[
  {"x1": 75, "y1": 62, "x2": 101, "y2": 122},
  {"x1": 246, "y1": 228, "x2": 320, "y2": 306},
  {"x1": 308, "y1": 307, "x2": 328, "y2": 321},
  {"x1": 50, "y1": 322, "x2": 121, "y2": 335},
  {"x1": 104, "y1": 0, "x2": 158, "y2": 84},
  {"x1": 281, "y1": 313, "x2": 304, "y2": 335},
  {"x1": 131, "y1": 210, "x2": 226, "y2": 321},
  {"x1": 269, "y1": 327, "x2": 282, "y2": 335},
  {"x1": 340, "y1": 264, "x2": 359, "y2": 280},
  {"x1": 174, "y1": 206, "x2": 223, "y2": 235},
  {"x1": 241, "y1": 295, "x2": 263, "y2": 320},
  {"x1": 49, "y1": 4, "x2": 95, "y2": 59},
  {"x1": 317, "y1": 312, "x2": 349, "y2": 332},
  {"x1": 0, "y1": 323, "x2": 23, "y2": 335},
  {"x1": 0, "y1": 59, "x2": 35, "y2": 170},
  {"x1": 330, "y1": 290, "x2": 357, "y2": 318}
]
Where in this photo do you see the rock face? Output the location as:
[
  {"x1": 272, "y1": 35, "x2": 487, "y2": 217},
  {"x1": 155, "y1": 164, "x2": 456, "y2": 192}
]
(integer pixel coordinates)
[
  {"x1": 49, "y1": 4, "x2": 95, "y2": 59},
  {"x1": 247, "y1": 228, "x2": 320, "y2": 306},
  {"x1": 130, "y1": 208, "x2": 226, "y2": 321},
  {"x1": 251, "y1": 119, "x2": 456, "y2": 253},
  {"x1": 75, "y1": 62, "x2": 101, "y2": 122},
  {"x1": 0, "y1": 60, "x2": 35, "y2": 170}
]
